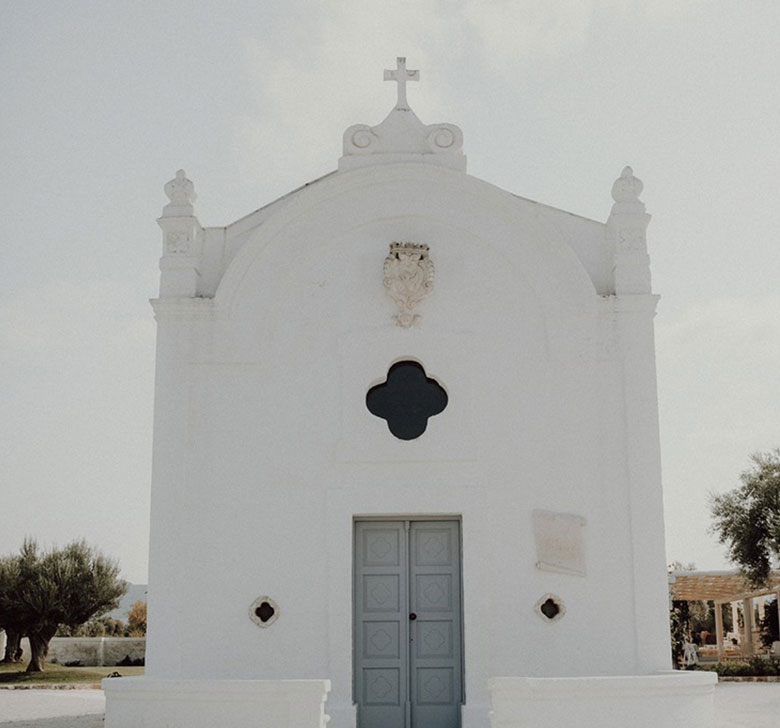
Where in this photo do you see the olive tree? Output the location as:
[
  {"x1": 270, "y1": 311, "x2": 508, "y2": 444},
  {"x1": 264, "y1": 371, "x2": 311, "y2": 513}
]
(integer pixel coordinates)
[
  {"x1": 710, "y1": 448, "x2": 780, "y2": 587},
  {"x1": 0, "y1": 553, "x2": 24, "y2": 663},
  {"x1": 0, "y1": 539, "x2": 127, "y2": 672}
]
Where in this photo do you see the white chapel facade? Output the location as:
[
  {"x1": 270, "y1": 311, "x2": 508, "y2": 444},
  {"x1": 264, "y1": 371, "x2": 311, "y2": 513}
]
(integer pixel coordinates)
[{"x1": 104, "y1": 59, "x2": 715, "y2": 728}]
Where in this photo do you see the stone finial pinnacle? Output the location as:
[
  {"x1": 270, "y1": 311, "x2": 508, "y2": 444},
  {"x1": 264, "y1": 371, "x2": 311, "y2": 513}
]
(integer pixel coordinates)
[
  {"x1": 384, "y1": 57, "x2": 419, "y2": 111},
  {"x1": 165, "y1": 169, "x2": 196, "y2": 204},
  {"x1": 608, "y1": 165, "x2": 651, "y2": 295},
  {"x1": 611, "y1": 165, "x2": 644, "y2": 204},
  {"x1": 162, "y1": 169, "x2": 197, "y2": 217}
]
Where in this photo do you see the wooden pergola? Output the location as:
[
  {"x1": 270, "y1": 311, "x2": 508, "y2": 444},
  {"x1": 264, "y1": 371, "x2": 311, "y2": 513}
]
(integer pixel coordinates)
[{"x1": 669, "y1": 570, "x2": 780, "y2": 660}]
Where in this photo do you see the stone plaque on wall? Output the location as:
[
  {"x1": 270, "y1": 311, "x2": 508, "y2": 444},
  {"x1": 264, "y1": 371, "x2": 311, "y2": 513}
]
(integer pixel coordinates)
[{"x1": 533, "y1": 509, "x2": 587, "y2": 577}]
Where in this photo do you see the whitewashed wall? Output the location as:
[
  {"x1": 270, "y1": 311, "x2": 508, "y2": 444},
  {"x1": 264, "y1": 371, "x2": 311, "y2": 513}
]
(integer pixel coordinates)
[{"x1": 142, "y1": 160, "x2": 671, "y2": 727}]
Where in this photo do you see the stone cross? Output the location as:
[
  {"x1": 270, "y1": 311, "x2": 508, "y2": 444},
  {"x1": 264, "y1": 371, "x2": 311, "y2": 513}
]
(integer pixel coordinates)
[{"x1": 384, "y1": 57, "x2": 419, "y2": 111}]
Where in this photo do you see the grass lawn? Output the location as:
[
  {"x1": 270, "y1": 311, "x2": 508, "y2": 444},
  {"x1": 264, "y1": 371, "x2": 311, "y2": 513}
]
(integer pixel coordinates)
[{"x1": 0, "y1": 661, "x2": 144, "y2": 685}]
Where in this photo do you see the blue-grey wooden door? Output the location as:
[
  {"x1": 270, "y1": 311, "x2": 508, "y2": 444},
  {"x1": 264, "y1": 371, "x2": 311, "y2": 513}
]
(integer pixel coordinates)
[{"x1": 354, "y1": 520, "x2": 462, "y2": 728}]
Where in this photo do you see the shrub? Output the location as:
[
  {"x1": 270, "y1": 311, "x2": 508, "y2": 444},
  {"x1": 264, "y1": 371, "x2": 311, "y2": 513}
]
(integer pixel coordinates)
[{"x1": 705, "y1": 656, "x2": 780, "y2": 677}]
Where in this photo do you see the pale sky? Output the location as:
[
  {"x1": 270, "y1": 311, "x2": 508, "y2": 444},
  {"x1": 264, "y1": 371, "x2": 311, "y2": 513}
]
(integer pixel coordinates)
[{"x1": 2, "y1": 1, "x2": 779, "y2": 584}]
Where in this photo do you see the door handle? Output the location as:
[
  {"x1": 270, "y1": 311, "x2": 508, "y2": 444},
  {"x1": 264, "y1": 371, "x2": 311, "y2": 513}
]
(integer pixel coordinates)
[{"x1": 409, "y1": 613, "x2": 417, "y2": 621}]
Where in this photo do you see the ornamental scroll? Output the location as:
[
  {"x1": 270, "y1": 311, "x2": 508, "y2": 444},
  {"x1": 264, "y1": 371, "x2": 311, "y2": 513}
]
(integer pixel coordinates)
[{"x1": 383, "y1": 242, "x2": 434, "y2": 328}]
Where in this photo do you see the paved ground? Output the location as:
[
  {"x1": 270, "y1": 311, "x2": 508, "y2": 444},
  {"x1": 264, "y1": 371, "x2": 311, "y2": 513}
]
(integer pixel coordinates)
[
  {"x1": 0, "y1": 689, "x2": 104, "y2": 728},
  {"x1": 0, "y1": 683, "x2": 777, "y2": 727},
  {"x1": 713, "y1": 682, "x2": 780, "y2": 727}
]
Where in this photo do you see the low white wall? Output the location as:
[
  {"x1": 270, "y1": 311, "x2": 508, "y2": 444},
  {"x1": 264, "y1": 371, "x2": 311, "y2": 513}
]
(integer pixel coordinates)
[
  {"x1": 488, "y1": 672, "x2": 716, "y2": 728},
  {"x1": 19, "y1": 637, "x2": 145, "y2": 666},
  {"x1": 103, "y1": 677, "x2": 331, "y2": 728}
]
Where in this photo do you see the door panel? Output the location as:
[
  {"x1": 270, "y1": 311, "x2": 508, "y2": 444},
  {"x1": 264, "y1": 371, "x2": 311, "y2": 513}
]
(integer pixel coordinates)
[
  {"x1": 409, "y1": 522, "x2": 462, "y2": 728},
  {"x1": 355, "y1": 520, "x2": 462, "y2": 728},
  {"x1": 355, "y1": 522, "x2": 409, "y2": 728}
]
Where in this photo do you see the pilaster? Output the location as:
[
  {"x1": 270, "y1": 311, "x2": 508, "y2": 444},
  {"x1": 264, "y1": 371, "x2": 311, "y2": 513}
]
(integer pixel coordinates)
[
  {"x1": 609, "y1": 292, "x2": 669, "y2": 671},
  {"x1": 604, "y1": 168, "x2": 669, "y2": 670},
  {"x1": 146, "y1": 171, "x2": 207, "y2": 674}
]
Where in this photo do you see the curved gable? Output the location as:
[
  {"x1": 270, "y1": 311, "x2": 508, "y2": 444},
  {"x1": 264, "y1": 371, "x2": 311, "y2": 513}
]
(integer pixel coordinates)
[{"x1": 214, "y1": 164, "x2": 601, "y2": 327}]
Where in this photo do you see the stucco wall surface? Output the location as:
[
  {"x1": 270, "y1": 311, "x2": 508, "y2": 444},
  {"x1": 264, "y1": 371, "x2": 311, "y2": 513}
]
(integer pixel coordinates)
[{"x1": 143, "y1": 161, "x2": 668, "y2": 727}]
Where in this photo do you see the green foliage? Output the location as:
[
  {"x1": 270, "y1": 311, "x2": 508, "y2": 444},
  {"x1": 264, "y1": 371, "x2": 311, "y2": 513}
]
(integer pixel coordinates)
[
  {"x1": 0, "y1": 539, "x2": 127, "y2": 671},
  {"x1": 0, "y1": 551, "x2": 24, "y2": 634},
  {"x1": 670, "y1": 600, "x2": 690, "y2": 668},
  {"x1": 668, "y1": 595, "x2": 734, "y2": 666},
  {"x1": 687, "y1": 600, "x2": 709, "y2": 634},
  {"x1": 705, "y1": 656, "x2": 780, "y2": 677},
  {"x1": 710, "y1": 448, "x2": 780, "y2": 587},
  {"x1": 759, "y1": 598, "x2": 779, "y2": 648},
  {"x1": 0, "y1": 539, "x2": 127, "y2": 631},
  {"x1": 687, "y1": 600, "x2": 734, "y2": 639},
  {"x1": 127, "y1": 600, "x2": 147, "y2": 636},
  {"x1": 56, "y1": 615, "x2": 129, "y2": 637}
]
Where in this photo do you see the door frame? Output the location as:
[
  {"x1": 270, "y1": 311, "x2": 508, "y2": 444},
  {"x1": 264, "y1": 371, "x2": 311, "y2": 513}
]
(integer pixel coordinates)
[{"x1": 352, "y1": 515, "x2": 465, "y2": 727}]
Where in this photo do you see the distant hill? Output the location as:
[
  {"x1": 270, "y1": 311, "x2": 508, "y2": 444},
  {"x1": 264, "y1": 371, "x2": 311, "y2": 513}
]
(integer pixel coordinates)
[{"x1": 107, "y1": 583, "x2": 147, "y2": 622}]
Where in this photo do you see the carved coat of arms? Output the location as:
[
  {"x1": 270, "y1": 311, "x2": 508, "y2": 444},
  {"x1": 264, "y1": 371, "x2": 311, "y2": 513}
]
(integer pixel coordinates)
[{"x1": 383, "y1": 242, "x2": 434, "y2": 328}]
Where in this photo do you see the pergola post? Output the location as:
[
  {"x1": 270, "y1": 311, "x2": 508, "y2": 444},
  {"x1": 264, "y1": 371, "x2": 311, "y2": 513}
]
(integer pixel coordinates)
[
  {"x1": 742, "y1": 598, "x2": 754, "y2": 657},
  {"x1": 732, "y1": 602, "x2": 740, "y2": 644},
  {"x1": 714, "y1": 601, "x2": 725, "y2": 662}
]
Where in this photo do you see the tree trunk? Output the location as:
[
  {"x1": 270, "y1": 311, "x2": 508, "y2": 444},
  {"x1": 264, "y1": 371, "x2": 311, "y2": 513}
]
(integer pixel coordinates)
[
  {"x1": 26, "y1": 626, "x2": 55, "y2": 673},
  {"x1": 1, "y1": 629, "x2": 23, "y2": 663}
]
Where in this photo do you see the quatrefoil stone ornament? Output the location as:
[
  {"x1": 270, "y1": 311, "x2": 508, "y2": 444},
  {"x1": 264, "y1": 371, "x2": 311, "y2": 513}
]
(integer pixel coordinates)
[
  {"x1": 535, "y1": 593, "x2": 566, "y2": 623},
  {"x1": 249, "y1": 596, "x2": 279, "y2": 628},
  {"x1": 383, "y1": 242, "x2": 434, "y2": 328},
  {"x1": 366, "y1": 361, "x2": 447, "y2": 440}
]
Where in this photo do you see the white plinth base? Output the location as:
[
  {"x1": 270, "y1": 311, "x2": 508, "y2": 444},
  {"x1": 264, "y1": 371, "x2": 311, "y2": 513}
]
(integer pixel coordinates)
[
  {"x1": 489, "y1": 672, "x2": 716, "y2": 728},
  {"x1": 102, "y1": 677, "x2": 331, "y2": 728}
]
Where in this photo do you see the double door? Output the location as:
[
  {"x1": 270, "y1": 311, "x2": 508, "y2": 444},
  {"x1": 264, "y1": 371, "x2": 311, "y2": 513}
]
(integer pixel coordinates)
[{"x1": 354, "y1": 520, "x2": 463, "y2": 728}]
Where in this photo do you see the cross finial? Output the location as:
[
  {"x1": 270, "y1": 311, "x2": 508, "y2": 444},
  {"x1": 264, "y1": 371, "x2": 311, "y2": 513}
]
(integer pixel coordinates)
[{"x1": 384, "y1": 57, "x2": 419, "y2": 111}]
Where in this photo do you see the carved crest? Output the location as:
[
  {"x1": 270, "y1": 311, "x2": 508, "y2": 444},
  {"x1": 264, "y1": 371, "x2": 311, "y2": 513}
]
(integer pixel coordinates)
[{"x1": 383, "y1": 242, "x2": 434, "y2": 328}]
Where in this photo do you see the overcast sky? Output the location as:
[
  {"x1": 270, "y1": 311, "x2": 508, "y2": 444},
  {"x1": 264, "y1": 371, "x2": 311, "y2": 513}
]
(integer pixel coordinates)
[{"x1": 2, "y1": 1, "x2": 779, "y2": 584}]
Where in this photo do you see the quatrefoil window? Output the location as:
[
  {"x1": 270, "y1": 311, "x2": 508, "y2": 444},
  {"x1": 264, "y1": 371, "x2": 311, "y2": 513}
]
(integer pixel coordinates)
[
  {"x1": 366, "y1": 361, "x2": 447, "y2": 440},
  {"x1": 249, "y1": 596, "x2": 279, "y2": 628},
  {"x1": 535, "y1": 593, "x2": 565, "y2": 622}
]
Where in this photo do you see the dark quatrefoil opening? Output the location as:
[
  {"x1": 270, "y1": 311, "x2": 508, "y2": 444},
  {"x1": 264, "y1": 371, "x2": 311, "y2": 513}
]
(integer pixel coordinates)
[
  {"x1": 366, "y1": 360, "x2": 448, "y2": 440},
  {"x1": 540, "y1": 598, "x2": 560, "y2": 620},
  {"x1": 249, "y1": 595, "x2": 279, "y2": 628},
  {"x1": 255, "y1": 601, "x2": 275, "y2": 623}
]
